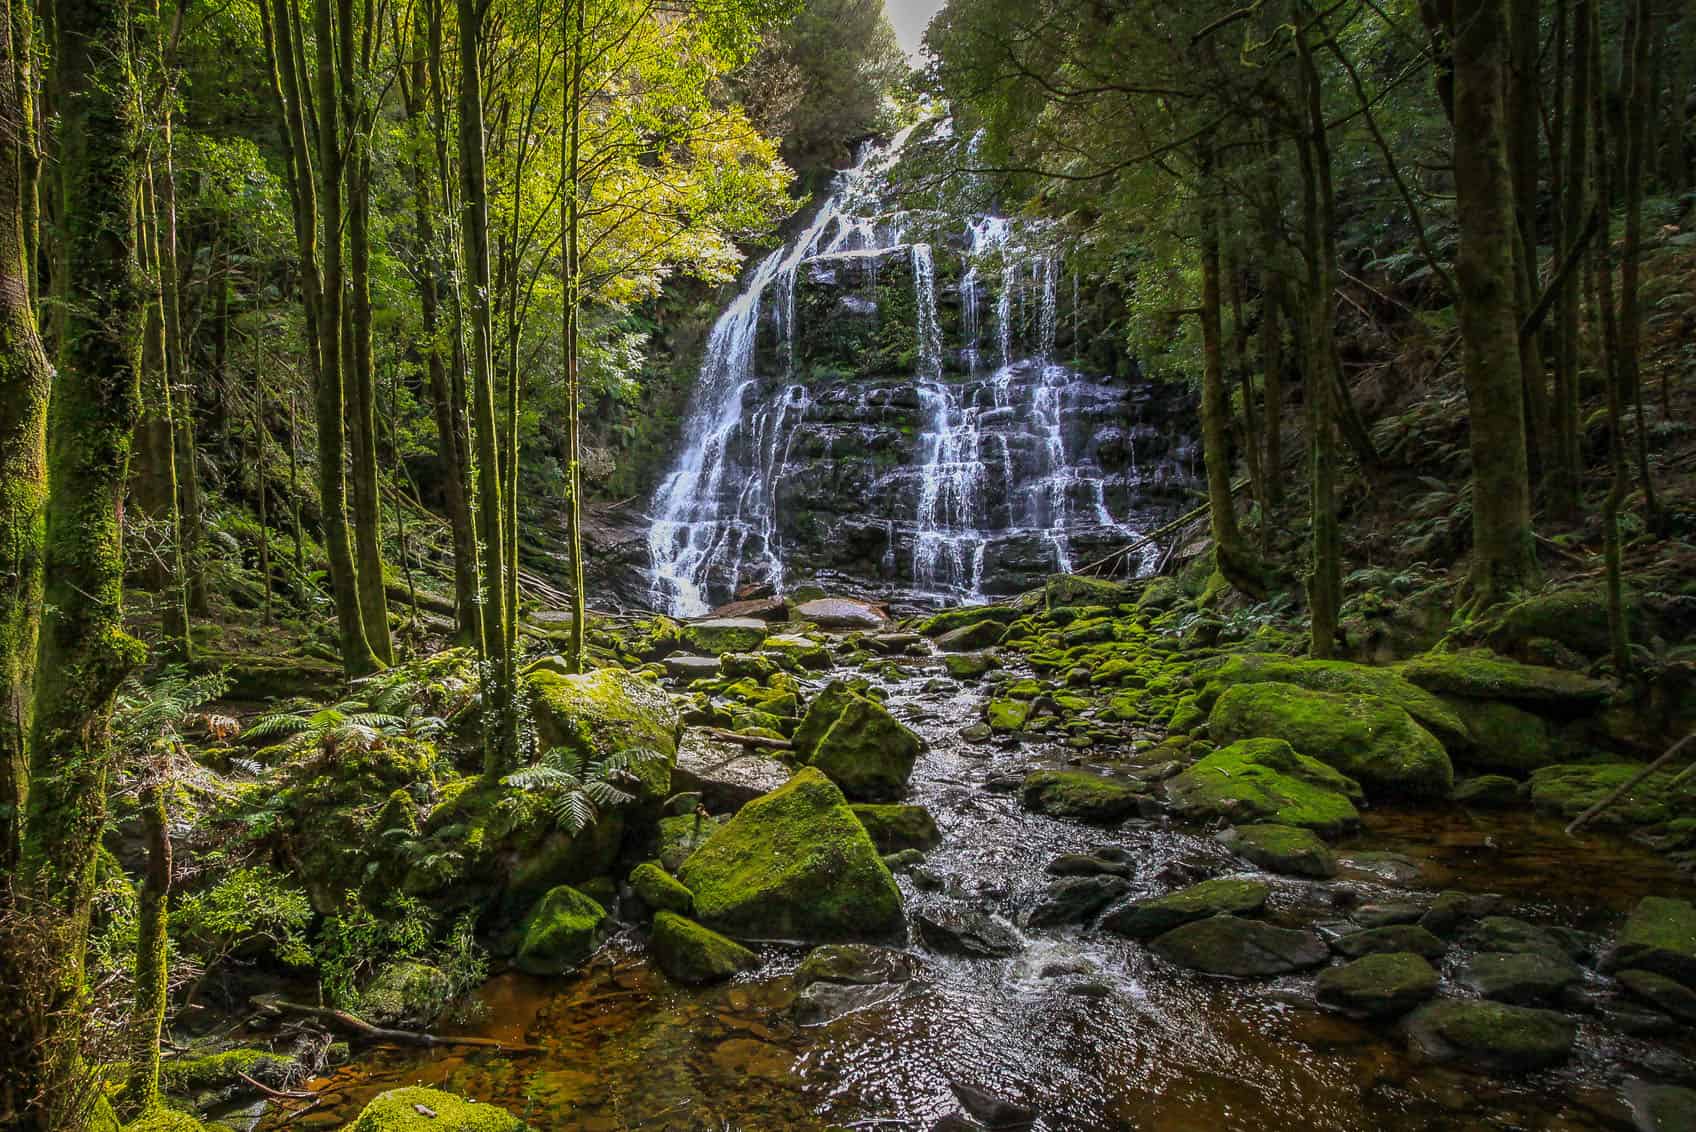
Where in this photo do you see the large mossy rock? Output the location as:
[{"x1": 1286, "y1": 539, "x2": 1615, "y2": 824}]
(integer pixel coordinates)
[
  {"x1": 1404, "y1": 999, "x2": 1576, "y2": 1073},
  {"x1": 1194, "y1": 653, "x2": 1468, "y2": 752},
  {"x1": 1439, "y1": 698, "x2": 1564, "y2": 773},
  {"x1": 1458, "y1": 952, "x2": 1580, "y2": 1004},
  {"x1": 650, "y1": 911, "x2": 758, "y2": 984},
  {"x1": 628, "y1": 861, "x2": 694, "y2": 917},
  {"x1": 677, "y1": 768, "x2": 903, "y2": 941},
  {"x1": 526, "y1": 667, "x2": 680, "y2": 802},
  {"x1": 514, "y1": 885, "x2": 608, "y2": 975},
  {"x1": 359, "y1": 960, "x2": 450, "y2": 1026},
  {"x1": 1398, "y1": 649, "x2": 1612, "y2": 712},
  {"x1": 1020, "y1": 770, "x2": 1145, "y2": 823},
  {"x1": 919, "y1": 605, "x2": 1017, "y2": 637},
  {"x1": 1527, "y1": 763, "x2": 1681, "y2": 826},
  {"x1": 1217, "y1": 823, "x2": 1337, "y2": 878},
  {"x1": 791, "y1": 681, "x2": 861, "y2": 760},
  {"x1": 1045, "y1": 574, "x2": 1127, "y2": 608},
  {"x1": 1605, "y1": 897, "x2": 1696, "y2": 984},
  {"x1": 681, "y1": 617, "x2": 770, "y2": 654},
  {"x1": 936, "y1": 620, "x2": 1006, "y2": 651},
  {"x1": 1316, "y1": 952, "x2": 1440, "y2": 1018},
  {"x1": 1490, "y1": 587, "x2": 1635, "y2": 659},
  {"x1": 1166, "y1": 738, "x2": 1362, "y2": 836},
  {"x1": 850, "y1": 803, "x2": 941, "y2": 852},
  {"x1": 808, "y1": 695, "x2": 923, "y2": 800},
  {"x1": 341, "y1": 1087, "x2": 528, "y2": 1131},
  {"x1": 1101, "y1": 877, "x2": 1269, "y2": 940},
  {"x1": 1208, "y1": 682, "x2": 1453, "y2": 799},
  {"x1": 1150, "y1": 916, "x2": 1328, "y2": 976}
]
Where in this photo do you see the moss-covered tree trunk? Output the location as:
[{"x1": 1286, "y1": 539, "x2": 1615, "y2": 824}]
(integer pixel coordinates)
[
  {"x1": 0, "y1": 0, "x2": 50, "y2": 872},
  {"x1": 564, "y1": 0, "x2": 587, "y2": 674},
  {"x1": 123, "y1": 785, "x2": 170, "y2": 1117},
  {"x1": 1549, "y1": 0, "x2": 1591, "y2": 519},
  {"x1": 1507, "y1": 0, "x2": 1548, "y2": 483},
  {"x1": 1618, "y1": 0, "x2": 1662, "y2": 529},
  {"x1": 9, "y1": 0, "x2": 149, "y2": 1121},
  {"x1": 1451, "y1": 0, "x2": 1537, "y2": 609}
]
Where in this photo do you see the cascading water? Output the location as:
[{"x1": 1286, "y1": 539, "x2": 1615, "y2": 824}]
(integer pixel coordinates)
[{"x1": 645, "y1": 122, "x2": 1199, "y2": 616}]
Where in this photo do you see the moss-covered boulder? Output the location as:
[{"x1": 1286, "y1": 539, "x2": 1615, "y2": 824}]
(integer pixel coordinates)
[
  {"x1": 1151, "y1": 915, "x2": 1328, "y2": 977},
  {"x1": 791, "y1": 681, "x2": 861, "y2": 760},
  {"x1": 761, "y1": 634, "x2": 833, "y2": 671},
  {"x1": 121, "y1": 1112, "x2": 208, "y2": 1132},
  {"x1": 808, "y1": 695, "x2": 922, "y2": 800},
  {"x1": 1617, "y1": 968, "x2": 1696, "y2": 1022},
  {"x1": 1045, "y1": 574, "x2": 1127, "y2": 608},
  {"x1": 677, "y1": 768, "x2": 903, "y2": 941},
  {"x1": 358, "y1": 961, "x2": 450, "y2": 1026},
  {"x1": 1398, "y1": 649, "x2": 1612, "y2": 711},
  {"x1": 1020, "y1": 770, "x2": 1145, "y2": 823},
  {"x1": 1209, "y1": 682, "x2": 1453, "y2": 799},
  {"x1": 1527, "y1": 762, "x2": 1680, "y2": 826},
  {"x1": 850, "y1": 804, "x2": 941, "y2": 853},
  {"x1": 1404, "y1": 999, "x2": 1576, "y2": 1073},
  {"x1": 1194, "y1": 653, "x2": 1468, "y2": 752},
  {"x1": 1166, "y1": 738, "x2": 1362, "y2": 836},
  {"x1": 1452, "y1": 774, "x2": 1521, "y2": 807},
  {"x1": 918, "y1": 605, "x2": 1018, "y2": 637},
  {"x1": 936, "y1": 620, "x2": 1006, "y2": 651},
  {"x1": 681, "y1": 617, "x2": 769, "y2": 654},
  {"x1": 795, "y1": 943, "x2": 917, "y2": 988},
  {"x1": 526, "y1": 667, "x2": 680, "y2": 802},
  {"x1": 158, "y1": 1047, "x2": 302, "y2": 1096},
  {"x1": 341, "y1": 1087, "x2": 528, "y2": 1131},
  {"x1": 1605, "y1": 897, "x2": 1696, "y2": 985},
  {"x1": 1217, "y1": 823, "x2": 1337, "y2": 878},
  {"x1": 1100, "y1": 877, "x2": 1270, "y2": 940},
  {"x1": 986, "y1": 698, "x2": 1032, "y2": 733},
  {"x1": 1316, "y1": 953, "x2": 1440, "y2": 1018},
  {"x1": 1458, "y1": 952, "x2": 1581, "y2": 1004},
  {"x1": 656, "y1": 813, "x2": 724, "y2": 872},
  {"x1": 1333, "y1": 924, "x2": 1446, "y2": 960},
  {"x1": 629, "y1": 861, "x2": 694, "y2": 917},
  {"x1": 943, "y1": 652, "x2": 997, "y2": 680},
  {"x1": 1440, "y1": 698, "x2": 1563, "y2": 773},
  {"x1": 1490, "y1": 587, "x2": 1633, "y2": 659},
  {"x1": 650, "y1": 911, "x2": 758, "y2": 984},
  {"x1": 514, "y1": 885, "x2": 608, "y2": 975}
]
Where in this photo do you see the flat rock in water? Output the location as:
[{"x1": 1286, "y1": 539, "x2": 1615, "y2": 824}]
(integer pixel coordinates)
[
  {"x1": 916, "y1": 906, "x2": 1024, "y2": 958},
  {"x1": 1404, "y1": 999, "x2": 1576, "y2": 1073},
  {"x1": 1617, "y1": 968, "x2": 1696, "y2": 1022},
  {"x1": 1216, "y1": 823, "x2": 1337, "y2": 878},
  {"x1": 793, "y1": 597, "x2": 886, "y2": 629},
  {"x1": 1605, "y1": 897, "x2": 1696, "y2": 985},
  {"x1": 1467, "y1": 915, "x2": 1574, "y2": 961},
  {"x1": 1045, "y1": 848, "x2": 1134, "y2": 879},
  {"x1": 1459, "y1": 951, "x2": 1581, "y2": 1005},
  {"x1": 1101, "y1": 877, "x2": 1268, "y2": 941},
  {"x1": 1315, "y1": 952, "x2": 1440, "y2": 1018},
  {"x1": 1020, "y1": 770, "x2": 1145, "y2": 822},
  {"x1": 664, "y1": 654, "x2": 722, "y2": 680},
  {"x1": 1354, "y1": 903, "x2": 1427, "y2": 929},
  {"x1": 1024, "y1": 875, "x2": 1130, "y2": 929},
  {"x1": 1150, "y1": 915, "x2": 1328, "y2": 977},
  {"x1": 1332, "y1": 924, "x2": 1446, "y2": 960},
  {"x1": 796, "y1": 943, "x2": 917, "y2": 989},
  {"x1": 949, "y1": 1081, "x2": 1037, "y2": 1130},
  {"x1": 682, "y1": 617, "x2": 770, "y2": 654},
  {"x1": 671, "y1": 732, "x2": 792, "y2": 811}
]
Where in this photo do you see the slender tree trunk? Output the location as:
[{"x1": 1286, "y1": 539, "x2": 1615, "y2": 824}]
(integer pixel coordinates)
[
  {"x1": 1550, "y1": 0, "x2": 1591, "y2": 519},
  {"x1": 1619, "y1": 0, "x2": 1662, "y2": 529},
  {"x1": 8, "y1": 0, "x2": 149, "y2": 1120},
  {"x1": 123, "y1": 785, "x2": 170, "y2": 1117},
  {"x1": 0, "y1": 0, "x2": 49, "y2": 874},
  {"x1": 255, "y1": 383, "x2": 273, "y2": 625},
  {"x1": 1508, "y1": 0, "x2": 1548, "y2": 484},
  {"x1": 137, "y1": 168, "x2": 189, "y2": 661},
  {"x1": 1451, "y1": 0, "x2": 1538, "y2": 609},
  {"x1": 564, "y1": 0, "x2": 587, "y2": 672}
]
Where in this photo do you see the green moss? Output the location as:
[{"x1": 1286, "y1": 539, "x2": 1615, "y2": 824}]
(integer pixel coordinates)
[
  {"x1": 1440, "y1": 697, "x2": 1562, "y2": 773},
  {"x1": 680, "y1": 618, "x2": 769, "y2": 654},
  {"x1": 1100, "y1": 877, "x2": 1269, "y2": 939},
  {"x1": 986, "y1": 698, "x2": 1031, "y2": 732},
  {"x1": 629, "y1": 861, "x2": 694, "y2": 917},
  {"x1": 808, "y1": 696, "x2": 921, "y2": 800},
  {"x1": 1217, "y1": 823, "x2": 1337, "y2": 877},
  {"x1": 1167, "y1": 694, "x2": 1206, "y2": 733},
  {"x1": 656, "y1": 812, "x2": 725, "y2": 871},
  {"x1": 1398, "y1": 649, "x2": 1612, "y2": 709},
  {"x1": 677, "y1": 768, "x2": 903, "y2": 941},
  {"x1": 1404, "y1": 999, "x2": 1576, "y2": 1073},
  {"x1": 1020, "y1": 770, "x2": 1144, "y2": 822},
  {"x1": 1526, "y1": 762, "x2": 1678, "y2": 825},
  {"x1": 918, "y1": 604, "x2": 1018, "y2": 635},
  {"x1": 120, "y1": 1111, "x2": 208, "y2": 1132},
  {"x1": 526, "y1": 667, "x2": 679, "y2": 802},
  {"x1": 943, "y1": 652, "x2": 997, "y2": 680},
  {"x1": 791, "y1": 680, "x2": 859, "y2": 760},
  {"x1": 650, "y1": 910, "x2": 758, "y2": 984},
  {"x1": 1044, "y1": 574, "x2": 1127, "y2": 608},
  {"x1": 761, "y1": 633, "x2": 833, "y2": 671},
  {"x1": 849, "y1": 803, "x2": 941, "y2": 852},
  {"x1": 358, "y1": 962, "x2": 450, "y2": 1026},
  {"x1": 343, "y1": 1087, "x2": 528, "y2": 1130},
  {"x1": 1609, "y1": 897, "x2": 1696, "y2": 984},
  {"x1": 1208, "y1": 681, "x2": 1453, "y2": 798},
  {"x1": 514, "y1": 885, "x2": 608, "y2": 975},
  {"x1": 1491, "y1": 587, "x2": 1630, "y2": 658},
  {"x1": 1316, "y1": 953, "x2": 1440, "y2": 1018},
  {"x1": 1166, "y1": 737, "x2": 1362, "y2": 836}
]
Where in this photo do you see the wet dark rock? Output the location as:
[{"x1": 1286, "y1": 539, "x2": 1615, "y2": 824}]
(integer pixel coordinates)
[
  {"x1": 1216, "y1": 823, "x2": 1338, "y2": 879},
  {"x1": 1605, "y1": 898, "x2": 1696, "y2": 985},
  {"x1": 1603, "y1": 999, "x2": 1682, "y2": 1037},
  {"x1": 794, "y1": 979, "x2": 906, "y2": 1025},
  {"x1": 949, "y1": 1081, "x2": 1037, "y2": 1130},
  {"x1": 1625, "y1": 1080, "x2": 1696, "y2": 1132},
  {"x1": 1335, "y1": 850, "x2": 1426, "y2": 885},
  {"x1": 1618, "y1": 968, "x2": 1696, "y2": 1023},
  {"x1": 851, "y1": 803, "x2": 942, "y2": 853},
  {"x1": 1025, "y1": 875, "x2": 1131, "y2": 929},
  {"x1": 883, "y1": 849, "x2": 926, "y2": 871},
  {"x1": 671, "y1": 733, "x2": 792, "y2": 811},
  {"x1": 664, "y1": 654, "x2": 722, "y2": 680},
  {"x1": 1453, "y1": 774, "x2": 1522, "y2": 807},
  {"x1": 916, "y1": 906, "x2": 1024, "y2": 958},
  {"x1": 1404, "y1": 999, "x2": 1577, "y2": 1073},
  {"x1": 1419, "y1": 890, "x2": 1507, "y2": 937},
  {"x1": 1354, "y1": 903, "x2": 1426, "y2": 929},
  {"x1": 910, "y1": 867, "x2": 945, "y2": 892},
  {"x1": 795, "y1": 943, "x2": 917, "y2": 989},
  {"x1": 1020, "y1": 770, "x2": 1145, "y2": 822},
  {"x1": 1151, "y1": 915, "x2": 1329, "y2": 977},
  {"x1": 937, "y1": 620, "x2": 1007, "y2": 651},
  {"x1": 960, "y1": 723, "x2": 994, "y2": 743},
  {"x1": 1315, "y1": 952, "x2": 1441, "y2": 1018},
  {"x1": 1333, "y1": 925, "x2": 1446, "y2": 960},
  {"x1": 864, "y1": 632, "x2": 923, "y2": 654},
  {"x1": 1102, "y1": 878, "x2": 1269, "y2": 940},
  {"x1": 1065, "y1": 980, "x2": 1115, "y2": 998},
  {"x1": 1045, "y1": 849, "x2": 1134, "y2": 879},
  {"x1": 945, "y1": 652, "x2": 998, "y2": 680},
  {"x1": 1466, "y1": 916, "x2": 1575, "y2": 961},
  {"x1": 1459, "y1": 952, "x2": 1582, "y2": 1004}
]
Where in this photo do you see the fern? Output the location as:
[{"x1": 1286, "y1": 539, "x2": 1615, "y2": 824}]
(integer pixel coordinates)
[{"x1": 501, "y1": 745, "x2": 666, "y2": 835}]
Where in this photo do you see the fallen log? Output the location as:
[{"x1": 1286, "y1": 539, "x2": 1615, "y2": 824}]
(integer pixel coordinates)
[
  {"x1": 703, "y1": 727, "x2": 794, "y2": 752},
  {"x1": 1565, "y1": 731, "x2": 1695, "y2": 836},
  {"x1": 251, "y1": 996, "x2": 546, "y2": 1054}
]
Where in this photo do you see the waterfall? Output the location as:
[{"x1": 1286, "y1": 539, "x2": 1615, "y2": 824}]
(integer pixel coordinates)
[{"x1": 644, "y1": 121, "x2": 1199, "y2": 617}]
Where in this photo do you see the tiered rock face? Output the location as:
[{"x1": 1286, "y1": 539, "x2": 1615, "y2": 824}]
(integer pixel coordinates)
[{"x1": 646, "y1": 124, "x2": 1200, "y2": 616}]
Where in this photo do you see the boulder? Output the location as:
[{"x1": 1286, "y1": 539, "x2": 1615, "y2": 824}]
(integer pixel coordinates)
[
  {"x1": 986, "y1": 698, "x2": 1032, "y2": 733},
  {"x1": 712, "y1": 596, "x2": 787, "y2": 621},
  {"x1": 1528, "y1": 763, "x2": 1679, "y2": 826},
  {"x1": 663, "y1": 654, "x2": 722, "y2": 680},
  {"x1": 1315, "y1": 953, "x2": 1440, "y2": 1018},
  {"x1": 677, "y1": 768, "x2": 903, "y2": 941},
  {"x1": 915, "y1": 906, "x2": 1024, "y2": 958},
  {"x1": 1459, "y1": 952, "x2": 1581, "y2": 1004},
  {"x1": 628, "y1": 861, "x2": 694, "y2": 917},
  {"x1": 359, "y1": 960, "x2": 450, "y2": 1026},
  {"x1": 650, "y1": 911, "x2": 758, "y2": 984},
  {"x1": 1208, "y1": 682, "x2": 1453, "y2": 799},
  {"x1": 1151, "y1": 916, "x2": 1328, "y2": 977},
  {"x1": 1332, "y1": 925, "x2": 1446, "y2": 960},
  {"x1": 1453, "y1": 774, "x2": 1521, "y2": 807},
  {"x1": 1404, "y1": 999, "x2": 1576, "y2": 1073},
  {"x1": 526, "y1": 667, "x2": 681, "y2": 802},
  {"x1": 793, "y1": 597, "x2": 886, "y2": 629},
  {"x1": 1045, "y1": 574, "x2": 1127, "y2": 608},
  {"x1": 1605, "y1": 897, "x2": 1696, "y2": 984},
  {"x1": 656, "y1": 812, "x2": 724, "y2": 872},
  {"x1": 1216, "y1": 823, "x2": 1337, "y2": 878},
  {"x1": 1165, "y1": 738, "x2": 1362, "y2": 836},
  {"x1": 809, "y1": 695, "x2": 923, "y2": 800},
  {"x1": 1419, "y1": 890, "x2": 1507, "y2": 937},
  {"x1": 1625, "y1": 1080, "x2": 1696, "y2": 1132},
  {"x1": 943, "y1": 652, "x2": 997, "y2": 680},
  {"x1": 1025, "y1": 875, "x2": 1131, "y2": 928},
  {"x1": 918, "y1": 605, "x2": 1018, "y2": 637},
  {"x1": 681, "y1": 617, "x2": 770, "y2": 654},
  {"x1": 1468, "y1": 916, "x2": 1577, "y2": 961},
  {"x1": 1617, "y1": 968, "x2": 1696, "y2": 1023},
  {"x1": 937, "y1": 620, "x2": 1006, "y2": 652},
  {"x1": 791, "y1": 681, "x2": 863, "y2": 759},
  {"x1": 850, "y1": 803, "x2": 941, "y2": 853},
  {"x1": 1398, "y1": 649, "x2": 1611, "y2": 711},
  {"x1": 1045, "y1": 847, "x2": 1134, "y2": 879},
  {"x1": 342, "y1": 1087, "x2": 528, "y2": 1131},
  {"x1": 670, "y1": 732, "x2": 792, "y2": 811},
  {"x1": 1100, "y1": 878, "x2": 1269, "y2": 940},
  {"x1": 761, "y1": 633, "x2": 833, "y2": 671},
  {"x1": 796, "y1": 943, "x2": 918, "y2": 988},
  {"x1": 1020, "y1": 770, "x2": 1145, "y2": 822},
  {"x1": 515, "y1": 885, "x2": 608, "y2": 975},
  {"x1": 1441, "y1": 699, "x2": 1563, "y2": 773}
]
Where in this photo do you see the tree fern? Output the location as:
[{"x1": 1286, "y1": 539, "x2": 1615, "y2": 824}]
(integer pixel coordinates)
[{"x1": 501, "y1": 745, "x2": 666, "y2": 835}]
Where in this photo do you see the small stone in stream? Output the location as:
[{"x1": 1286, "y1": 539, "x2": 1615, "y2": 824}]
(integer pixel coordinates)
[
  {"x1": 984, "y1": 773, "x2": 1025, "y2": 794},
  {"x1": 1315, "y1": 952, "x2": 1440, "y2": 1018},
  {"x1": 936, "y1": 620, "x2": 1006, "y2": 652},
  {"x1": 883, "y1": 849, "x2": 925, "y2": 872},
  {"x1": 1617, "y1": 968, "x2": 1696, "y2": 1022},
  {"x1": 1332, "y1": 925, "x2": 1446, "y2": 960},
  {"x1": 664, "y1": 654, "x2": 721, "y2": 680},
  {"x1": 910, "y1": 867, "x2": 945, "y2": 892},
  {"x1": 1039, "y1": 959, "x2": 1094, "y2": 978},
  {"x1": 1101, "y1": 878, "x2": 1270, "y2": 940},
  {"x1": 1066, "y1": 981, "x2": 1114, "y2": 998},
  {"x1": 1460, "y1": 951, "x2": 1581, "y2": 1004},
  {"x1": 1625, "y1": 1080, "x2": 1696, "y2": 1132},
  {"x1": 1216, "y1": 823, "x2": 1338, "y2": 878},
  {"x1": 1151, "y1": 915, "x2": 1329, "y2": 977},
  {"x1": 1604, "y1": 897, "x2": 1696, "y2": 985},
  {"x1": 1335, "y1": 850, "x2": 1425, "y2": 885},
  {"x1": 1354, "y1": 903, "x2": 1427, "y2": 929},
  {"x1": 1602, "y1": 999, "x2": 1681, "y2": 1036},
  {"x1": 1453, "y1": 774, "x2": 1522, "y2": 807},
  {"x1": 1045, "y1": 852, "x2": 1133, "y2": 879},
  {"x1": 916, "y1": 907, "x2": 1024, "y2": 958},
  {"x1": 1418, "y1": 890, "x2": 1507, "y2": 937},
  {"x1": 1025, "y1": 875, "x2": 1131, "y2": 929},
  {"x1": 960, "y1": 723, "x2": 994, "y2": 743},
  {"x1": 944, "y1": 652, "x2": 997, "y2": 680},
  {"x1": 1019, "y1": 770, "x2": 1145, "y2": 822},
  {"x1": 949, "y1": 1081, "x2": 1037, "y2": 1130},
  {"x1": 864, "y1": 632, "x2": 922, "y2": 655},
  {"x1": 1404, "y1": 999, "x2": 1577, "y2": 1073},
  {"x1": 795, "y1": 943, "x2": 916, "y2": 989},
  {"x1": 1466, "y1": 916, "x2": 1574, "y2": 960}
]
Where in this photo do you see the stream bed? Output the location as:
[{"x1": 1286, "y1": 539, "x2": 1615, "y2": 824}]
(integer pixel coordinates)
[{"x1": 256, "y1": 659, "x2": 1696, "y2": 1131}]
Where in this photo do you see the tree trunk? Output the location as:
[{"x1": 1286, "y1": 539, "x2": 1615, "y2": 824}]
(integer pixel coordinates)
[
  {"x1": 123, "y1": 785, "x2": 171, "y2": 1118},
  {"x1": 1451, "y1": 0, "x2": 1538, "y2": 609},
  {"x1": 137, "y1": 169, "x2": 190, "y2": 661},
  {"x1": 1619, "y1": 0, "x2": 1662, "y2": 529},
  {"x1": 9, "y1": 0, "x2": 148, "y2": 1120},
  {"x1": 1508, "y1": 0, "x2": 1548, "y2": 485},
  {"x1": 1550, "y1": 0, "x2": 1591, "y2": 520},
  {"x1": 565, "y1": 0, "x2": 587, "y2": 673}
]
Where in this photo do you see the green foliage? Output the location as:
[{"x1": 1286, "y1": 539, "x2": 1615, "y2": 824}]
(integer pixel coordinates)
[
  {"x1": 501, "y1": 745, "x2": 668, "y2": 835},
  {"x1": 173, "y1": 866, "x2": 314, "y2": 970}
]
